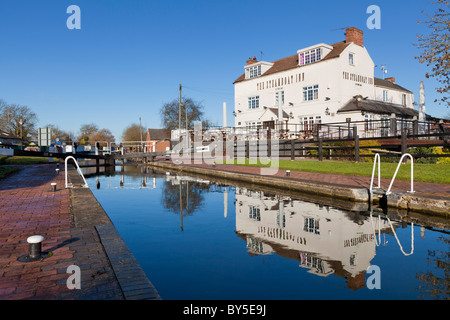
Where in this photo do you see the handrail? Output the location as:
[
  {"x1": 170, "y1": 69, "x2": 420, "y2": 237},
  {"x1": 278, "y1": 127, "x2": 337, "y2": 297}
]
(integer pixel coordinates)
[
  {"x1": 369, "y1": 153, "x2": 381, "y2": 192},
  {"x1": 65, "y1": 156, "x2": 89, "y2": 188},
  {"x1": 370, "y1": 213, "x2": 414, "y2": 256},
  {"x1": 386, "y1": 153, "x2": 414, "y2": 195},
  {"x1": 387, "y1": 218, "x2": 414, "y2": 256}
]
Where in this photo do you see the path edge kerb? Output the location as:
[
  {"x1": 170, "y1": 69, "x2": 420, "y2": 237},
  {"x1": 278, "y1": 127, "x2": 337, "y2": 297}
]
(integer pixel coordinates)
[
  {"x1": 147, "y1": 161, "x2": 449, "y2": 218},
  {"x1": 67, "y1": 167, "x2": 162, "y2": 300}
]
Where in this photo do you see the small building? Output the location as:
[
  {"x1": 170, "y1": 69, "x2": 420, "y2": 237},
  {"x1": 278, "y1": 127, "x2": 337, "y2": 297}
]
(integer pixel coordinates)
[
  {"x1": 0, "y1": 129, "x2": 22, "y2": 148},
  {"x1": 145, "y1": 128, "x2": 171, "y2": 152}
]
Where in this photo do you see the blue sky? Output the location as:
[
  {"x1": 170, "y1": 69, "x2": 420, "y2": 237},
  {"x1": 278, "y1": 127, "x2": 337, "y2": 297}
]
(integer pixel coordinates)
[{"x1": 0, "y1": 0, "x2": 445, "y2": 140}]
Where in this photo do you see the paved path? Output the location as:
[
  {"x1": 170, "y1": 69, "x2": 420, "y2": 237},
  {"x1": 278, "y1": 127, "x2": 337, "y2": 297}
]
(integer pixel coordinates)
[
  {"x1": 0, "y1": 164, "x2": 160, "y2": 300},
  {"x1": 180, "y1": 162, "x2": 450, "y2": 199}
]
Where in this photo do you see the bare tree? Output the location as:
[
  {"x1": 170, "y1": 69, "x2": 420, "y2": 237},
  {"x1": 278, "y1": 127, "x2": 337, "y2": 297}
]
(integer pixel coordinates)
[
  {"x1": 91, "y1": 128, "x2": 115, "y2": 147},
  {"x1": 0, "y1": 102, "x2": 38, "y2": 141},
  {"x1": 45, "y1": 124, "x2": 74, "y2": 142},
  {"x1": 122, "y1": 123, "x2": 146, "y2": 142},
  {"x1": 415, "y1": 0, "x2": 450, "y2": 107},
  {"x1": 160, "y1": 97, "x2": 212, "y2": 131},
  {"x1": 78, "y1": 123, "x2": 99, "y2": 142}
]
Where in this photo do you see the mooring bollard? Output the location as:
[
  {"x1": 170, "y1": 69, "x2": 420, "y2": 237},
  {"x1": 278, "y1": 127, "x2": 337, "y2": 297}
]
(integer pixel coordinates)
[
  {"x1": 17, "y1": 234, "x2": 52, "y2": 262},
  {"x1": 27, "y1": 235, "x2": 44, "y2": 259},
  {"x1": 286, "y1": 170, "x2": 290, "y2": 176},
  {"x1": 51, "y1": 182, "x2": 57, "y2": 192},
  {"x1": 55, "y1": 168, "x2": 60, "y2": 174}
]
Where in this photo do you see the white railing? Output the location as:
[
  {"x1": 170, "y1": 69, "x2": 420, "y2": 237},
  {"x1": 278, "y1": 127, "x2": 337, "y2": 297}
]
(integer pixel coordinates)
[
  {"x1": 369, "y1": 153, "x2": 414, "y2": 196},
  {"x1": 386, "y1": 153, "x2": 414, "y2": 195},
  {"x1": 369, "y1": 153, "x2": 381, "y2": 192},
  {"x1": 65, "y1": 156, "x2": 89, "y2": 188},
  {"x1": 369, "y1": 213, "x2": 414, "y2": 256}
]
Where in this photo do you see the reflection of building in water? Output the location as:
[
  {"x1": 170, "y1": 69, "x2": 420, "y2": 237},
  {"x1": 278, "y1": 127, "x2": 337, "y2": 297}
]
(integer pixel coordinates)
[{"x1": 234, "y1": 187, "x2": 396, "y2": 290}]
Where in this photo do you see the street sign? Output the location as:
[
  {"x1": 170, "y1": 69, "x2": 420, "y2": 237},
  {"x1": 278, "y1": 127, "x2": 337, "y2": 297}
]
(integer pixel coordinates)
[{"x1": 38, "y1": 128, "x2": 52, "y2": 147}]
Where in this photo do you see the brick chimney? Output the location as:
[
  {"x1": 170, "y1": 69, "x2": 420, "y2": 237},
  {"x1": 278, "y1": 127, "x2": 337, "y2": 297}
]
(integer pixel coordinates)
[
  {"x1": 385, "y1": 77, "x2": 396, "y2": 84},
  {"x1": 345, "y1": 27, "x2": 364, "y2": 46},
  {"x1": 246, "y1": 56, "x2": 258, "y2": 65}
]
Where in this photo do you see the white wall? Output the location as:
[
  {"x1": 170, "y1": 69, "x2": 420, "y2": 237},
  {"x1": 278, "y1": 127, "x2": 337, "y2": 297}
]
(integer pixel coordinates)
[{"x1": 234, "y1": 42, "x2": 412, "y2": 128}]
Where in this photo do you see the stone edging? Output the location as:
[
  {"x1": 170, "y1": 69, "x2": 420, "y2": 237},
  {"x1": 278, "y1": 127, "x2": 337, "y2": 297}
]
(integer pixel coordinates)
[
  {"x1": 67, "y1": 167, "x2": 161, "y2": 300},
  {"x1": 147, "y1": 161, "x2": 449, "y2": 218}
]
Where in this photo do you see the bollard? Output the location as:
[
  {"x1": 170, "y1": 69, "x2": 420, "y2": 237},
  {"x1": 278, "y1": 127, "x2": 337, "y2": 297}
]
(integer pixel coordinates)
[
  {"x1": 51, "y1": 182, "x2": 57, "y2": 192},
  {"x1": 286, "y1": 170, "x2": 290, "y2": 176},
  {"x1": 17, "y1": 235, "x2": 52, "y2": 262},
  {"x1": 27, "y1": 235, "x2": 44, "y2": 259},
  {"x1": 55, "y1": 168, "x2": 60, "y2": 174}
]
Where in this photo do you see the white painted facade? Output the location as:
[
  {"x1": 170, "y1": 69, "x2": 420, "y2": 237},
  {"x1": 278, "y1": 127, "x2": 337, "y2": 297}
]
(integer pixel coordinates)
[
  {"x1": 234, "y1": 186, "x2": 398, "y2": 285},
  {"x1": 233, "y1": 29, "x2": 414, "y2": 132}
]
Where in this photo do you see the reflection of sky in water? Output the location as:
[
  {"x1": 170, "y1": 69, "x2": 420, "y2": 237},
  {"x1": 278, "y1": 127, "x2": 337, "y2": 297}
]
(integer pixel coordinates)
[{"x1": 84, "y1": 167, "x2": 449, "y2": 300}]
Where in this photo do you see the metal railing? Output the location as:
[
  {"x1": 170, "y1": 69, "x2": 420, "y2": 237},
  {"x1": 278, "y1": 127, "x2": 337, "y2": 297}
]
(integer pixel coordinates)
[
  {"x1": 386, "y1": 153, "x2": 414, "y2": 195},
  {"x1": 65, "y1": 156, "x2": 89, "y2": 188}
]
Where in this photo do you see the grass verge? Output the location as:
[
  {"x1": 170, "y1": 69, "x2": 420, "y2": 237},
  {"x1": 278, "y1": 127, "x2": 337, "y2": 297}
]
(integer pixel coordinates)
[
  {"x1": 221, "y1": 159, "x2": 450, "y2": 184},
  {"x1": 0, "y1": 166, "x2": 20, "y2": 179},
  {"x1": 0, "y1": 156, "x2": 54, "y2": 165}
]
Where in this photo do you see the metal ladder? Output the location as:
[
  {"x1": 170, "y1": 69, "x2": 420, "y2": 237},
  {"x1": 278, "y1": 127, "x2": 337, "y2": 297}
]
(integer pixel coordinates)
[
  {"x1": 369, "y1": 153, "x2": 414, "y2": 200},
  {"x1": 65, "y1": 156, "x2": 89, "y2": 188}
]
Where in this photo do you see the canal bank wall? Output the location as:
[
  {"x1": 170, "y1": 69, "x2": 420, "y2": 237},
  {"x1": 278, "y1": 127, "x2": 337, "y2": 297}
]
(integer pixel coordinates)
[
  {"x1": 67, "y1": 167, "x2": 162, "y2": 300},
  {"x1": 146, "y1": 161, "x2": 449, "y2": 219}
]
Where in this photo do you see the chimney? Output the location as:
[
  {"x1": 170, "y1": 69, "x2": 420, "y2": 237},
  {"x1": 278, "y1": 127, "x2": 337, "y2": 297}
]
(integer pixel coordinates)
[
  {"x1": 385, "y1": 77, "x2": 396, "y2": 84},
  {"x1": 345, "y1": 27, "x2": 364, "y2": 46},
  {"x1": 246, "y1": 57, "x2": 258, "y2": 65}
]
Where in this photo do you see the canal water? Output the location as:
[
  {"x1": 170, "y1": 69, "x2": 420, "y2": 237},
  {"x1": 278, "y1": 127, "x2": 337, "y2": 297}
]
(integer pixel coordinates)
[{"x1": 82, "y1": 165, "x2": 449, "y2": 300}]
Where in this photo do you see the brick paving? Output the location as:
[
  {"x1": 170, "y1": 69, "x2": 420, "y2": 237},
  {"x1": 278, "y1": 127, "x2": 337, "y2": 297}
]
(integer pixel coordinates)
[{"x1": 0, "y1": 164, "x2": 160, "y2": 300}]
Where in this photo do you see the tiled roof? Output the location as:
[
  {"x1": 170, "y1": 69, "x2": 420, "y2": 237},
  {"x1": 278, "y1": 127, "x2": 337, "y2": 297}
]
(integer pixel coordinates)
[
  {"x1": 374, "y1": 78, "x2": 413, "y2": 93},
  {"x1": 337, "y1": 98, "x2": 420, "y2": 118},
  {"x1": 147, "y1": 128, "x2": 171, "y2": 141},
  {"x1": 0, "y1": 129, "x2": 19, "y2": 140},
  {"x1": 234, "y1": 41, "x2": 350, "y2": 84}
]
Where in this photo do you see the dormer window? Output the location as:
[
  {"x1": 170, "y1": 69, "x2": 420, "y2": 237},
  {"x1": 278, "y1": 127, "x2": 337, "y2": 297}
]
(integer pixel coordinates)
[
  {"x1": 299, "y1": 48, "x2": 322, "y2": 66},
  {"x1": 247, "y1": 65, "x2": 261, "y2": 79},
  {"x1": 297, "y1": 44, "x2": 332, "y2": 67}
]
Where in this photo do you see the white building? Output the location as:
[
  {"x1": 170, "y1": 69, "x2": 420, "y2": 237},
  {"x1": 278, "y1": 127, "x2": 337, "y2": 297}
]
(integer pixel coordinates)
[
  {"x1": 233, "y1": 27, "x2": 416, "y2": 136},
  {"x1": 234, "y1": 186, "x2": 398, "y2": 290}
]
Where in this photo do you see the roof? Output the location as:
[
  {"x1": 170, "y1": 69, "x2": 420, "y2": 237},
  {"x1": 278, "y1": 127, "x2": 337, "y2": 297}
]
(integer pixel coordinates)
[
  {"x1": 234, "y1": 41, "x2": 350, "y2": 84},
  {"x1": 267, "y1": 108, "x2": 289, "y2": 119},
  {"x1": 337, "y1": 98, "x2": 419, "y2": 118},
  {"x1": 374, "y1": 78, "x2": 413, "y2": 93},
  {"x1": 0, "y1": 129, "x2": 20, "y2": 140},
  {"x1": 147, "y1": 128, "x2": 171, "y2": 141}
]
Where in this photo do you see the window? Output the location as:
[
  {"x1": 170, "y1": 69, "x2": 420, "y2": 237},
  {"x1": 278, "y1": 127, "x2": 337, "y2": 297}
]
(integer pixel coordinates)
[
  {"x1": 247, "y1": 64, "x2": 261, "y2": 79},
  {"x1": 349, "y1": 53, "x2": 354, "y2": 65},
  {"x1": 299, "y1": 48, "x2": 322, "y2": 66},
  {"x1": 304, "y1": 217, "x2": 320, "y2": 235},
  {"x1": 249, "y1": 206, "x2": 261, "y2": 221},
  {"x1": 303, "y1": 85, "x2": 319, "y2": 101},
  {"x1": 246, "y1": 121, "x2": 261, "y2": 130},
  {"x1": 402, "y1": 94, "x2": 406, "y2": 106},
  {"x1": 364, "y1": 114, "x2": 375, "y2": 130},
  {"x1": 248, "y1": 96, "x2": 259, "y2": 109},
  {"x1": 315, "y1": 116, "x2": 322, "y2": 131},
  {"x1": 275, "y1": 91, "x2": 284, "y2": 106},
  {"x1": 382, "y1": 90, "x2": 388, "y2": 102}
]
